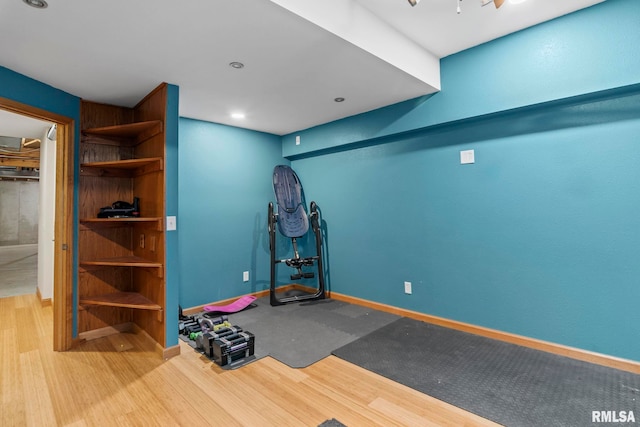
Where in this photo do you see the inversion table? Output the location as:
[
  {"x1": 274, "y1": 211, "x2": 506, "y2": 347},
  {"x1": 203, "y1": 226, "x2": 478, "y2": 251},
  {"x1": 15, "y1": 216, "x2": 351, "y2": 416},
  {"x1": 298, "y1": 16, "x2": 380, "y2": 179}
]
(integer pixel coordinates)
[{"x1": 268, "y1": 165, "x2": 326, "y2": 306}]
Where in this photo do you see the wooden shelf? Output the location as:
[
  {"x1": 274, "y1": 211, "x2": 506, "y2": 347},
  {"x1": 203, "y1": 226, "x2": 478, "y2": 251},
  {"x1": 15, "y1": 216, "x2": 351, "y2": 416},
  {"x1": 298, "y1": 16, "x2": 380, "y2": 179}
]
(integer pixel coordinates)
[
  {"x1": 80, "y1": 256, "x2": 162, "y2": 269},
  {"x1": 80, "y1": 291, "x2": 162, "y2": 310},
  {"x1": 80, "y1": 157, "x2": 163, "y2": 177},
  {"x1": 78, "y1": 86, "x2": 168, "y2": 348},
  {"x1": 80, "y1": 217, "x2": 163, "y2": 230},
  {"x1": 83, "y1": 120, "x2": 162, "y2": 144}
]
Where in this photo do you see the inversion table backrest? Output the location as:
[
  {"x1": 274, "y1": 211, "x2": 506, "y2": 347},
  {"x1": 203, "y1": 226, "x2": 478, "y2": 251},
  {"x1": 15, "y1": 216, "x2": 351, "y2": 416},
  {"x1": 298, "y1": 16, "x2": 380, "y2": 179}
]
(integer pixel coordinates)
[{"x1": 273, "y1": 165, "x2": 308, "y2": 238}]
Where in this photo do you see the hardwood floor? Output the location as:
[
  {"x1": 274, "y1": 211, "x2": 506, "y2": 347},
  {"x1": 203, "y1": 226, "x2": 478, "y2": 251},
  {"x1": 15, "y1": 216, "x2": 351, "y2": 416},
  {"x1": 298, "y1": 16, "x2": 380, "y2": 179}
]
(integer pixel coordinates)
[{"x1": 0, "y1": 294, "x2": 499, "y2": 426}]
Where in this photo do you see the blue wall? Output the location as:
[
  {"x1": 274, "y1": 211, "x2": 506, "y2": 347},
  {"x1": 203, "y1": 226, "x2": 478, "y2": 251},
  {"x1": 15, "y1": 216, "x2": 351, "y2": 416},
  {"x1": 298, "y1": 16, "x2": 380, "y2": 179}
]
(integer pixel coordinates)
[
  {"x1": 178, "y1": 118, "x2": 288, "y2": 308},
  {"x1": 0, "y1": 66, "x2": 80, "y2": 119},
  {"x1": 292, "y1": 112, "x2": 640, "y2": 361},
  {"x1": 285, "y1": 0, "x2": 640, "y2": 361}
]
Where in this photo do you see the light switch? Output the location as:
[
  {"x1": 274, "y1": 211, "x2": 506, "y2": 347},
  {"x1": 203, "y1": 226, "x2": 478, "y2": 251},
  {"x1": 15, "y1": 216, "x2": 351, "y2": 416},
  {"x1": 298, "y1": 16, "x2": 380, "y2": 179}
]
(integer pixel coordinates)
[
  {"x1": 166, "y1": 216, "x2": 177, "y2": 231},
  {"x1": 460, "y1": 149, "x2": 475, "y2": 164}
]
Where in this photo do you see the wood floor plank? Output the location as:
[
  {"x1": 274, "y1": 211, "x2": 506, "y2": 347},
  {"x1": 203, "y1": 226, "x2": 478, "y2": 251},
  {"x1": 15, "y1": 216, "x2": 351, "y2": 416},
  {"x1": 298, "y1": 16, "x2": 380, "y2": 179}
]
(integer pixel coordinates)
[
  {"x1": 15, "y1": 305, "x2": 39, "y2": 354},
  {"x1": 299, "y1": 370, "x2": 409, "y2": 426},
  {"x1": 1, "y1": 328, "x2": 26, "y2": 426},
  {"x1": 82, "y1": 338, "x2": 156, "y2": 421},
  {"x1": 212, "y1": 363, "x2": 312, "y2": 426},
  {"x1": 14, "y1": 293, "x2": 33, "y2": 309},
  {"x1": 0, "y1": 296, "x2": 16, "y2": 331},
  {"x1": 38, "y1": 340, "x2": 89, "y2": 426},
  {"x1": 238, "y1": 356, "x2": 388, "y2": 425},
  {"x1": 370, "y1": 397, "x2": 444, "y2": 427},
  {"x1": 171, "y1": 350, "x2": 280, "y2": 426},
  {"x1": 124, "y1": 357, "x2": 220, "y2": 426},
  {"x1": 14, "y1": 294, "x2": 51, "y2": 339},
  {"x1": 19, "y1": 350, "x2": 57, "y2": 427}
]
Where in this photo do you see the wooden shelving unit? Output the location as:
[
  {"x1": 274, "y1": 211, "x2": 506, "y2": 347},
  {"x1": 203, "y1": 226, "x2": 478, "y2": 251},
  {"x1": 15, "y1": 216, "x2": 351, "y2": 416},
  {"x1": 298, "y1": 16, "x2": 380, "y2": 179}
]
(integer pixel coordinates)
[
  {"x1": 82, "y1": 120, "x2": 163, "y2": 144},
  {"x1": 80, "y1": 292, "x2": 162, "y2": 311},
  {"x1": 80, "y1": 157, "x2": 163, "y2": 178},
  {"x1": 79, "y1": 217, "x2": 163, "y2": 231},
  {"x1": 78, "y1": 84, "x2": 168, "y2": 348}
]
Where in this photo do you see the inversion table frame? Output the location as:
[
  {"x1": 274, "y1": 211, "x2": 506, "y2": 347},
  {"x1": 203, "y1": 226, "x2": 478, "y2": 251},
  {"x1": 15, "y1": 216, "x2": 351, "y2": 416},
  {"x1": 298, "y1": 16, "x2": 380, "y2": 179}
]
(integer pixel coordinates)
[{"x1": 268, "y1": 166, "x2": 326, "y2": 306}]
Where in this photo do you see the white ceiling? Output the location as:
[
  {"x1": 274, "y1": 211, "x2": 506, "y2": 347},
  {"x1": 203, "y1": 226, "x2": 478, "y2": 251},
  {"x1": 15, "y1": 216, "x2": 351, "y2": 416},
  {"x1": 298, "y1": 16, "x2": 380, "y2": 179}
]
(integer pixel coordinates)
[
  {"x1": 0, "y1": 0, "x2": 604, "y2": 137},
  {"x1": 0, "y1": 109, "x2": 51, "y2": 140}
]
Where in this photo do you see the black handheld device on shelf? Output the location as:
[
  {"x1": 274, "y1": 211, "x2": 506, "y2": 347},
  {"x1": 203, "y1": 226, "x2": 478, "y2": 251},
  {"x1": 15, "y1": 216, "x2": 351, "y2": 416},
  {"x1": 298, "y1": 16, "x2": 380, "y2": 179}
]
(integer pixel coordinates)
[{"x1": 97, "y1": 197, "x2": 140, "y2": 218}]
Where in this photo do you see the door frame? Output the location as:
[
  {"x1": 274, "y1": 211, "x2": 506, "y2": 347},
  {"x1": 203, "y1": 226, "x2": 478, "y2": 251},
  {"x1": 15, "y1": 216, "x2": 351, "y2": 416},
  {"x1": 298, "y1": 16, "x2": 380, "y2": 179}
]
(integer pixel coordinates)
[{"x1": 0, "y1": 96, "x2": 75, "y2": 350}]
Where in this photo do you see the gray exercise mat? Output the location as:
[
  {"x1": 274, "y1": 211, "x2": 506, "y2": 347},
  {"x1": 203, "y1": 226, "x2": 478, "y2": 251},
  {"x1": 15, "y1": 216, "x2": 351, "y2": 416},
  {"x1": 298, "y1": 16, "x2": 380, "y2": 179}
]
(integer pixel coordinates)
[
  {"x1": 182, "y1": 293, "x2": 400, "y2": 369},
  {"x1": 226, "y1": 294, "x2": 400, "y2": 368},
  {"x1": 332, "y1": 317, "x2": 640, "y2": 427}
]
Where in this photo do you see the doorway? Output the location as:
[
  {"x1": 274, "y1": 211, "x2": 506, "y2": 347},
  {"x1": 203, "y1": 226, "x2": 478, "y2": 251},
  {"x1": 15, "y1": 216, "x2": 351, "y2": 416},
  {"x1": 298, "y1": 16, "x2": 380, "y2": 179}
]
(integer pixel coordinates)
[
  {"x1": 0, "y1": 96, "x2": 74, "y2": 351},
  {"x1": 0, "y1": 113, "x2": 52, "y2": 299}
]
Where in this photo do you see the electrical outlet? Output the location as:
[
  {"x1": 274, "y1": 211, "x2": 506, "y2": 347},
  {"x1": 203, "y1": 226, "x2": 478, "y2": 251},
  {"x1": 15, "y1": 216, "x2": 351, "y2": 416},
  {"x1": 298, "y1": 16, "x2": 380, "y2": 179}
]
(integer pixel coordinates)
[
  {"x1": 404, "y1": 281, "x2": 412, "y2": 294},
  {"x1": 243, "y1": 271, "x2": 249, "y2": 282}
]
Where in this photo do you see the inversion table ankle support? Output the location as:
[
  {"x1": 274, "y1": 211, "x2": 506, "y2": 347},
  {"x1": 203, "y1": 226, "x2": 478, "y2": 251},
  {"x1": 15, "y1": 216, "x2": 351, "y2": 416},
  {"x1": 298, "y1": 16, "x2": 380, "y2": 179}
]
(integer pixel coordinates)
[{"x1": 268, "y1": 165, "x2": 326, "y2": 306}]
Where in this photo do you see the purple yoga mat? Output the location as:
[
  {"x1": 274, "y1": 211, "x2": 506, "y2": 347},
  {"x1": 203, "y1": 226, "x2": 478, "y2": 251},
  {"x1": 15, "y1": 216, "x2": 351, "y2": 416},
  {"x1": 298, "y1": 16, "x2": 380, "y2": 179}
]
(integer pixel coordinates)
[{"x1": 203, "y1": 295, "x2": 257, "y2": 313}]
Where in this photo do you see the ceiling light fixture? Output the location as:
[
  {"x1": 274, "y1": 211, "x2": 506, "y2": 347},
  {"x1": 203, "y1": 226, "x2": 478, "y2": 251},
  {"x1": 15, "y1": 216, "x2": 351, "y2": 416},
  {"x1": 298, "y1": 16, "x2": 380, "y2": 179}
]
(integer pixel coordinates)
[
  {"x1": 407, "y1": 0, "x2": 420, "y2": 6},
  {"x1": 231, "y1": 112, "x2": 246, "y2": 119},
  {"x1": 47, "y1": 124, "x2": 57, "y2": 141},
  {"x1": 22, "y1": 0, "x2": 48, "y2": 8},
  {"x1": 334, "y1": 97, "x2": 345, "y2": 103},
  {"x1": 229, "y1": 62, "x2": 244, "y2": 69}
]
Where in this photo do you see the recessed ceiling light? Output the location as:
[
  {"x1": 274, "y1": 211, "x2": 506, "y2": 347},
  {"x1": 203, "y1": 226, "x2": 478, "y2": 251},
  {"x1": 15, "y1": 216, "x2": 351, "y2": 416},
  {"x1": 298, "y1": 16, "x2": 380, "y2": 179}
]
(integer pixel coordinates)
[
  {"x1": 334, "y1": 97, "x2": 345, "y2": 103},
  {"x1": 231, "y1": 113, "x2": 246, "y2": 119},
  {"x1": 229, "y1": 62, "x2": 244, "y2": 69},
  {"x1": 22, "y1": 0, "x2": 48, "y2": 8}
]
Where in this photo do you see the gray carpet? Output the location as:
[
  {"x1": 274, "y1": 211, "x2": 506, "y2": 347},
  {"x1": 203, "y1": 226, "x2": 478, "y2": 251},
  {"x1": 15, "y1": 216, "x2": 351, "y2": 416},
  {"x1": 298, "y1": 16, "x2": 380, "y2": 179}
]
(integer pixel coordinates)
[
  {"x1": 185, "y1": 293, "x2": 400, "y2": 368},
  {"x1": 332, "y1": 317, "x2": 640, "y2": 427},
  {"x1": 0, "y1": 244, "x2": 37, "y2": 298}
]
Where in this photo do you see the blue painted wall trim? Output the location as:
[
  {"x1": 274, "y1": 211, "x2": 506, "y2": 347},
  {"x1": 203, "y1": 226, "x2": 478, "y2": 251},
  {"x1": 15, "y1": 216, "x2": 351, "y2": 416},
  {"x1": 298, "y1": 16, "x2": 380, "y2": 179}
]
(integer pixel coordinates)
[
  {"x1": 0, "y1": 66, "x2": 81, "y2": 336},
  {"x1": 164, "y1": 84, "x2": 180, "y2": 347}
]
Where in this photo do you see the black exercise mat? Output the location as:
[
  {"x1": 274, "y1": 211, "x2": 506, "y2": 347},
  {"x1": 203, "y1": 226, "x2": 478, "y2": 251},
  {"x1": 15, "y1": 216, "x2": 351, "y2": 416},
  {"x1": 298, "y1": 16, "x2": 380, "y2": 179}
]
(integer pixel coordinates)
[
  {"x1": 182, "y1": 293, "x2": 400, "y2": 369},
  {"x1": 332, "y1": 317, "x2": 640, "y2": 427}
]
